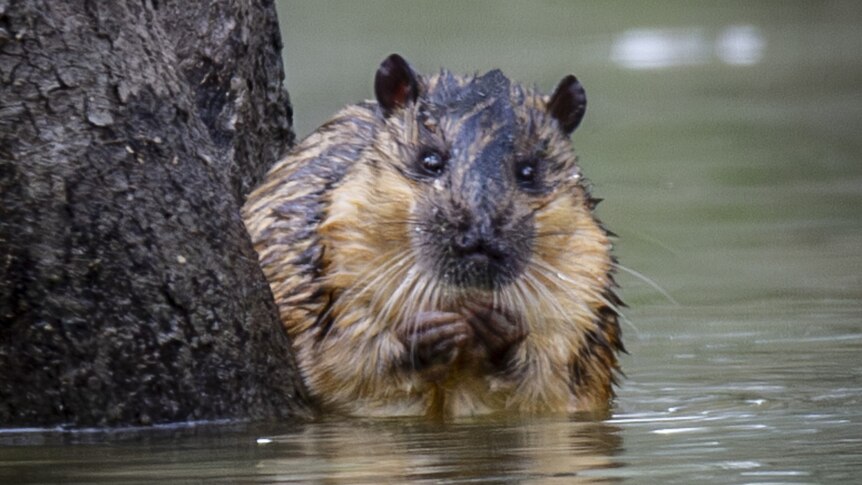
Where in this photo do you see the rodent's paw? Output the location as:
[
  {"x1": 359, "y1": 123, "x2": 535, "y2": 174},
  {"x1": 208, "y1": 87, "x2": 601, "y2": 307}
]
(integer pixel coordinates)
[
  {"x1": 399, "y1": 311, "x2": 473, "y2": 381},
  {"x1": 462, "y1": 301, "x2": 529, "y2": 370}
]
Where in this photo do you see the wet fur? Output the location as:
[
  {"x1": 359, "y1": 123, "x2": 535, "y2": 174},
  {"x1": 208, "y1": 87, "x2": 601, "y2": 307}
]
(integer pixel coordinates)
[{"x1": 242, "y1": 69, "x2": 623, "y2": 418}]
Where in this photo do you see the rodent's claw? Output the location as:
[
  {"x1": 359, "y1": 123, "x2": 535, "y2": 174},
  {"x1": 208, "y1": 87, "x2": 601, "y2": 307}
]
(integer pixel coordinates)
[
  {"x1": 462, "y1": 301, "x2": 528, "y2": 370},
  {"x1": 399, "y1": 311, "x2": 473, "y2": 381}
]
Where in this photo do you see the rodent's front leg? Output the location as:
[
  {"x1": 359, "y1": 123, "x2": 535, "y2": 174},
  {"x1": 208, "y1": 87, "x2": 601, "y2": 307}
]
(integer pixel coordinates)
[
  {"x1": 463, "y1": 302, "x2": 529, "y2": 371},
  {"x1": 398, "y1": 311, "x2": 474, "y2": 382}
]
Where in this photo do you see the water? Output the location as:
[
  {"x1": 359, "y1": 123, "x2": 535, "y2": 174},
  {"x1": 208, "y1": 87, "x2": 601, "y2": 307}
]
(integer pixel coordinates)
[{"x1": 3, "y1": 1, "x2": 861, "y2": 482}]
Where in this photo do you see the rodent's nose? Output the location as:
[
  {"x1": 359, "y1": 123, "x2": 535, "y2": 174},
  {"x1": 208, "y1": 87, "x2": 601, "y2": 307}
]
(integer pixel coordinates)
[
  {"x1": 454, "y1": 228, "x2": 481, "y2": 254},
  {"x1": 452, "y1": 222, "x2": 503, "y2": 260}
]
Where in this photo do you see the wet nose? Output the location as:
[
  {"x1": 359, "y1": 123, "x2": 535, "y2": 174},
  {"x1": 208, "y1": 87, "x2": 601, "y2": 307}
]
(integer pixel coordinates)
[
  {"x1": 452, "y1": 218, "x2": 503, "y2": 260},
  {"x1": 454, "y1": 226, "x2": 482, "y2": 254}
]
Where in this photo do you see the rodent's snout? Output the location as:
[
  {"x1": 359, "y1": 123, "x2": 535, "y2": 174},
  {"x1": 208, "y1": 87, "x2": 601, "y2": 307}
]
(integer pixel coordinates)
[
  {"x1": 452, "y1": 220, "x2": 506, "y2": 263},
  {"x1": 416, "y1": 202, "x2": 529, "y2": 290}
]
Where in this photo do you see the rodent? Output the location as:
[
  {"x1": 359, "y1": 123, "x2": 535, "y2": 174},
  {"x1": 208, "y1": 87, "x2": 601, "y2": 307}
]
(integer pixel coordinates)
[{"x1": 242, "y1": 54, "x2": 624, "y2": 418}]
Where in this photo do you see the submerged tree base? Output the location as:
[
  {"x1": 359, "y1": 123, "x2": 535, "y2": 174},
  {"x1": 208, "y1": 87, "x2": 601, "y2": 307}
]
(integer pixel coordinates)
[{"x1": 0, "y1": 0, "x2": 309, "y2": 427}]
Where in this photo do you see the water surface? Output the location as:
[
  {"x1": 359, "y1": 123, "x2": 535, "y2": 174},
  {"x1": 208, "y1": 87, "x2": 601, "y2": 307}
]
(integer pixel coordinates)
[{"x1": 3, "y1": 1, "x2": 861, "y2": 483}]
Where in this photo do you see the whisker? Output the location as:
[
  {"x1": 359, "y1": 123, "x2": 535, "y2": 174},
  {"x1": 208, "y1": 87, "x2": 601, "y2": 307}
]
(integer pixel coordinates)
[
  {"x1": 612, "y1": 263, "x2": 678, "y2": 306},
  {"x1": 625, "y1": 229, "x2": 680, "y2": 256},
  {"x1": 313, "y1": 251, "x2": 411, "y2": 331},
  {"x1": 400, "y1": 273, "x2": 425, "y2": 368},
  {"x1": 529, "y1": 230, "x2": 581, "y2": 239},
  {"x1": 382, "y1": 264, "x2": 424, "y2": 327},
  {"x1": 527, "y1": 232, "x2": 676, "y2": 306},
  {"x1": 360, "y1": 255, "x2": 415, "y2": 330},
  {"x1": 375, "y1": 219, "x2": 435, "y2": 228},
  {"x1": 527, "y1": 258, "x2": 641, "y2": 337},
  {"x1": 521, "y1": 269, "x2": 579, "y2": 331},
  {"x1": 510, "y1": 279, "x2": 532, "y2": 330},
  {"x1": 430, "y1": 273, "x2": 443, "y2": 311},
  {"x1": 351, "y1": 251, "x2": 412, "y2": 303}
]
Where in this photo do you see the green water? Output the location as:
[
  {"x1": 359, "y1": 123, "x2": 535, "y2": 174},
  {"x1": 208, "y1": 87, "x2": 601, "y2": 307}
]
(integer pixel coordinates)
[{"x1": 3, "y1": 1, "x2": 861, "y2": 483}]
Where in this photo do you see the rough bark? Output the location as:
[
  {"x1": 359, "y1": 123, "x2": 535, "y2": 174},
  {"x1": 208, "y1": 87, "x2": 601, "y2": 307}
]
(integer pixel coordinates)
[{"x1": 0, "y1": 0, "x2": 309, "y2": 427}]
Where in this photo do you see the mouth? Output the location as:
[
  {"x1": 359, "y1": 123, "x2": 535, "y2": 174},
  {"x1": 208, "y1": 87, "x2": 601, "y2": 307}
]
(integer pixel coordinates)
[{"x1": 439, "y1": 247, "x2": 520, "y2": 290}]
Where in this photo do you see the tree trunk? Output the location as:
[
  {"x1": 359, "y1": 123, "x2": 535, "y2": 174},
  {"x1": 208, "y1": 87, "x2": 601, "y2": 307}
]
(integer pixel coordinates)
[{"x1": 0, "y1": 0, "x2": 309, "y2": 427}]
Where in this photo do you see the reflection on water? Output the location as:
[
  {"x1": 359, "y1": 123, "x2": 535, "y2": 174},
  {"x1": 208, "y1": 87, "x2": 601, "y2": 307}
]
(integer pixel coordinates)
[
  {"x1": 611, "y1": 25, "x2": 765, "y2": 69},
  {"x1": 260, "y1": 417, "x2": 623, "y2": 483},
  {"x1": 3, "y1": 0, "x2": 862, "y2": 483},
  {"x1": 716, "y1": 26, "x2": 765, "y2": 65},
  {"x1": 0, "y1": 418, "x2": 624, "y2": 483},
  {"x1": 611, "y1": 28, "x2": 710, "y2": 70}
]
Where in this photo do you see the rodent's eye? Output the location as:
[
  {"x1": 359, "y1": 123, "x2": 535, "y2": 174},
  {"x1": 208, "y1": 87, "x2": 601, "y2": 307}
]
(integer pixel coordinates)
[
  {"x1": 515, "y1": 159, "x2": 541, "y2": 191},
  {"x1": 418, "y1": 150, "x2": 447, "y2": 177}
]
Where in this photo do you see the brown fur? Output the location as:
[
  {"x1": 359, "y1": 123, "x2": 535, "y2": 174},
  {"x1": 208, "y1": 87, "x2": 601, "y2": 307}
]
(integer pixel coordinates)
[{"x1": 242, "y1": 69, "x2": 623, "y2": 418}]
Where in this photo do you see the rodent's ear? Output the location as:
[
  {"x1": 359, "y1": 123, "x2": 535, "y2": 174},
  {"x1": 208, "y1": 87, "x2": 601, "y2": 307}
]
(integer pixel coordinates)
[
  {"x1": 375, "y1": 53, "x2": 419, "y2": 116},
  {"x1": 547, "y1": 75, "x2": 587, "y2": 135}
]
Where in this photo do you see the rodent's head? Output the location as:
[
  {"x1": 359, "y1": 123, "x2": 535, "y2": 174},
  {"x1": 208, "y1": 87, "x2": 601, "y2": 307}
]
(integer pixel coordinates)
[{"x1": 369, "y1": 54, "x2": 591, "y2": 292}]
